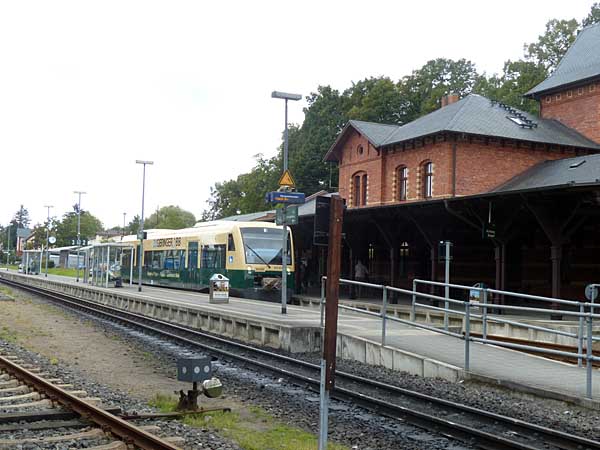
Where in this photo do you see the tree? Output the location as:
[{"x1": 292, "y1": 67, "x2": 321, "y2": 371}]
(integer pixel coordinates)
[
  {"x1": 202, "y1": 154, "x2": 281, "y2": 220},
  {"x1": 125, "y1": 215, "x2": 141, "y2": 235},
  {"x1": 144, "y1": 205, "x2": 196, "y2": 229},
  {"x1": 345, "y1": 77, "x2": 404, "y2": 124},
  {"x1": 12, "y1": 205, "x2": 30, "y2": 229},
  {"x1": 54, "y1": 207, "x2": 103, "y2": 247},
  {"x1": 398, "y1": 58, "x2": 481, "y2": 123},
  {"x1": 582, "y1": 3, "x2": 600, "y2": 27},
  {"x1": 474, "y1": 60, "x2": 547, "y2": 115},
  {"x1": 524, "y1": 19, "x2": 579, "y2": 71}
]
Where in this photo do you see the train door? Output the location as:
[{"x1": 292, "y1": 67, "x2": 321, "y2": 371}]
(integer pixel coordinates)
[
  {"x1": 187, "y1": 242, "x2": 199, "y2": 286},
  {"x1": 200, "y1": 244, "x2": 226, "y2": 288}
]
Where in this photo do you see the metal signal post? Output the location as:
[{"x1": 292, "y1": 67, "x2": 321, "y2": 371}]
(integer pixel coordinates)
[{"x1": 271, "y1": 90, "x2": 301, "y2": 315}]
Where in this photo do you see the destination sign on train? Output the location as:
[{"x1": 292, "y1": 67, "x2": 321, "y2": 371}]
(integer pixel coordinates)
[{"x1": 265, "y1": 191, "x2": 305, "y2": 205}]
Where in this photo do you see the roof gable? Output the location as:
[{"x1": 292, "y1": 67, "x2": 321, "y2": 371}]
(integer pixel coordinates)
[
  {"x1": 525, "y1": 22, "x2": 600, "y2": 97},
  {"x1": 324, "y1": 120, "x2": 399, "y2": 161}
]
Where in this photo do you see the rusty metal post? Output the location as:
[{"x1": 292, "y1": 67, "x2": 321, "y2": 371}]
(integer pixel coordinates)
[{"x1": 318, "y1": 195, "x2": 344, "y2": 450}]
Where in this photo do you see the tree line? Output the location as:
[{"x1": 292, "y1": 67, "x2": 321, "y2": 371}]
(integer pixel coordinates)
[
  {"x1": 201, "y1": 5, "x2": 600, "y2": 220},
  {"x1": 0, "y1": 204, "x2": 197, "y2": 261}
]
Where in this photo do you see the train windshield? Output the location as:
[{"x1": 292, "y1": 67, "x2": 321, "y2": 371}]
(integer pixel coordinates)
[{"x1": 240, "y1": 227, "x2": 291, "y2": 266}]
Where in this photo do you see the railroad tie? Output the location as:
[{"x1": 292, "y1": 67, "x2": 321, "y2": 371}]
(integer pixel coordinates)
[
  {"x1": 0, "y1": 427, "x2": 105, "y2": 447},
  {"x1": 0, "y1": 384, "x2": 30, "y2": 395},
  {"x1": 86, "y1": 442, "x2": 128, "y2": 450},
  {"x1": 0, "y1": 390, "x2": 87, "y2": 404},
  {"x1": 0, "y1": 398, "x2": 53, "y2": 410}
]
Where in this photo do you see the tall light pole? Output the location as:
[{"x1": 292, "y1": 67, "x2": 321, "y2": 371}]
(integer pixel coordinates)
[
  {"x1": 43, "y1": 205, "x2": 53, "y2": 277},
  {"x1": 122, "y1": 212, "x2": 127, "y2": 238},
  {"x1": 74, "y1": 191, "x2": 86, "y2": 282},
  {"x1": 5, "y1": 225, "x2": 9, "y2": 271},
  {"x1": 271, "y1": 90, "x2": 301, "y2": 314},
  {"x1": 136, "y1": 160, "x2": 153, "y2": 292}
]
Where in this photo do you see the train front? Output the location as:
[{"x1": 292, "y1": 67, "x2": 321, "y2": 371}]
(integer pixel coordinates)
[{"x1": 229, "y1": 225, "x2": 295, "y2": 301}]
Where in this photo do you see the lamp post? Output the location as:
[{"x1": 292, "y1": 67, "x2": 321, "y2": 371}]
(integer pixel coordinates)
[
  {"x1": 74, "y1": 191, "x2": 86, "y2": 282},
  {"x1": 135, "y1": 160, "x2": 153, "y2": 292},
  {"x1": 43, "y1": 205, "x2": 53, "y2": 277},
  {"x1": 271, "y1": 90, "x2": 301, "y2": 314},
  {"x1": 5, "y1": 226, "x2": 9, "y2": 271},
  {"x1": 122, "y1": 212, "x2": 127, "y2": 238}
]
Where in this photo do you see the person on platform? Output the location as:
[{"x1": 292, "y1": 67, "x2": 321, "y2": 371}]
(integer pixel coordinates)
[{"x1": 355, "y1": 259, "x2": 369, "y2": 298}]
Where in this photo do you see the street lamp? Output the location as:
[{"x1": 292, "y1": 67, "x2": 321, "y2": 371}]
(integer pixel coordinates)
[
  {"x1": 43, "y1": 205, "x2": 53, "y2": 277},
  {"x1": 271, "y1": 90, "x2": 301, "y2": 314},
  {"x1": 5, "y1": 226, "x2": 9, "y2": 271},
  {"x1": 74, "y1": 191, "x2": 86, "y2": 282},
  {"x1": 136, "y1": 160, "x2": 153, "y2": 292},
  {"x1": 122, "y1": 212, "x2": 127, "y2": 238}
]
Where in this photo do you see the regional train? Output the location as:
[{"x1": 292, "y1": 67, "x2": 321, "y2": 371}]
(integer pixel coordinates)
[{"x1": 120, "y1": 220, "x2": 294, "y2": 300}]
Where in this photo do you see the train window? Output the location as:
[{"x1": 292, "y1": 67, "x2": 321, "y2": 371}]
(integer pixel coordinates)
[
  {"x1": 228, "y1": 234, "x2": 236, "y2": 251},
  {"x1": 201, "y1": 244, "x2": 226, "y2": 269},
  {"x1": 240, "y1": 227, "x2": 291, "y2": 265}
]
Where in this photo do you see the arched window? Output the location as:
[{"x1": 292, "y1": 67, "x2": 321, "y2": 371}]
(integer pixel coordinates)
[
  {"x1": 396, "y1": 166, "x2": 408, "y2": 201},
  {"x1": 421, "y1": 161, "x2": 433, "y2": 198},
  {"x1": 352, "y1": 171, "x2": 368, "y2": 206}
]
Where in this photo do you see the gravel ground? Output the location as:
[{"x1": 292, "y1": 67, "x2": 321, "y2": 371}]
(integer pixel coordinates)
[
  {"x1": 1, "y1": 285, "x2": 598, "y2": 448},
  {"x1": 0, "y1": 288, "x2": 470, "y2": 449}
]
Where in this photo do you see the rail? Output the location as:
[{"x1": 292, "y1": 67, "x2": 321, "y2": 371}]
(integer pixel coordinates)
[
  {"x1": 320, "y1": 276, "x2": 600, "y2": 399},
  {"x1": 0, "y1": 354, "x2": 179, "y2": 449}
]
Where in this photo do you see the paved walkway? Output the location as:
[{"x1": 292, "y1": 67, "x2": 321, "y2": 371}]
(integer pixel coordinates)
[{"x1": 4, "y1": 270, "x2": 599, "y2": 401}]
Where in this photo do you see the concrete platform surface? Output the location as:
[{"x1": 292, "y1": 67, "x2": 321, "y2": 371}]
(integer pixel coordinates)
[{"x1": 3, "y1": 270, "x2": 599, "y2": 403}]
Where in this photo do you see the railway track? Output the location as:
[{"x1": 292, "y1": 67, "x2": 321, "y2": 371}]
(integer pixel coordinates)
[
  {"x1": 0, "y1": 351, "x2": 182, "y2": 449},
  {"x1": 2, "y1": 277, "x2": 599, "y2": 450}
]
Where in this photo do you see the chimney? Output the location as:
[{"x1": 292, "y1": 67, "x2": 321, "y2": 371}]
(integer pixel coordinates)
[{"x1": 441, "y1": 93, "x2": 459, "y2": 108}]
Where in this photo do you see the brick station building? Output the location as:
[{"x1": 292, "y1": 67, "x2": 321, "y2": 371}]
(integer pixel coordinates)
[{"x1": 311, "y1": 23, "x2": 600, "y2": 302}]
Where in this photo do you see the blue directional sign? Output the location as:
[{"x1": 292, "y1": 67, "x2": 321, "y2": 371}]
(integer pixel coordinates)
[{"x1": 266, "y1": 191, "x2": 305, "y2": 205}]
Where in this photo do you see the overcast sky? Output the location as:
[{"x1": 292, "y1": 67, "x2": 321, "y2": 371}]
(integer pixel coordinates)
[{"x1": 0, "y1": 0, "x2": 595, "y2": 229}]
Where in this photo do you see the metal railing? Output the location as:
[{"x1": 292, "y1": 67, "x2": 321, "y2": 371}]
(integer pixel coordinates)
[{"x1": 320, "y1": 276, "x2": 600, "y2": 399}]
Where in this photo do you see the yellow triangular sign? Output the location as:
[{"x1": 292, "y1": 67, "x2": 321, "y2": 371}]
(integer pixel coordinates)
[{"x1": 279, "y1": 170, "x2": 296, "y2": 188}]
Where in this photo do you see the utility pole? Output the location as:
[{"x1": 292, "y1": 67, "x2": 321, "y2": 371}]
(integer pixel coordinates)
[
  {"x1": 74, "y1": 191, "x2": 86, "y2": 282},
  {"x1": 318, "y1": 195, "x2": 344, "y2": 450},
  {"x1": 44, "y1": 205, "x2": 53, "y2": 277},
  {"x1": 135, "y1": 160, "x2": 153, "y2": 292},
  {"x1": 122, "y1": 212, "x2": 127, "y2": 238}
]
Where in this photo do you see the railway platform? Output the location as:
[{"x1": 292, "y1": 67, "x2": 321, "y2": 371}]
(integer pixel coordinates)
[{"x1": 1, "y1": 270, "x2": 599, "y2": 407}]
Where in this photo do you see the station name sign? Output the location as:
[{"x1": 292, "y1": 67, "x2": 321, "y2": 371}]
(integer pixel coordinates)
[{"x1": 152, "y1": 237, "x2": 183, "y2": 248}]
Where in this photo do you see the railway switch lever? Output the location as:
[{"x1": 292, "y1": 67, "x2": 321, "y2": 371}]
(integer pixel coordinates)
[{"x1": 176, "y1": 357, "x2": 223, "y2": 411}]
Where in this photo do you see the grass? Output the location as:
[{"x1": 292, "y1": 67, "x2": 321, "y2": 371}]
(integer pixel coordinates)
[
  {"x1": 46, "y1": 267, "x2": 79, "y2": 277},
  {"x1": 0, "y1": 326, "x2": 18, "y2": 343},
  {"x1": 148, "y1": 394, "x2": 348, "y2": 450}
]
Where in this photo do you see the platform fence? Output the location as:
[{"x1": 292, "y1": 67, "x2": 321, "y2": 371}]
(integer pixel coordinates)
[{"x1": 320, "y1": 276, "x2": 600, "y2": 399}]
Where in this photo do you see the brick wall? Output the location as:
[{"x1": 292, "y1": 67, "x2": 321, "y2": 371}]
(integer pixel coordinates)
[
  {"x1": 338, "y1": 131, "x2": 582, "y2": 208},
  {"x1": 540, "y1": 80, "x2": 600, "y2": 144},
  {"x1": 338, "y1": 130, "x2": 383, "y2": 207},
  {"x1": 454, "y1": 139, "x2": 574, "y2": 195}
]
